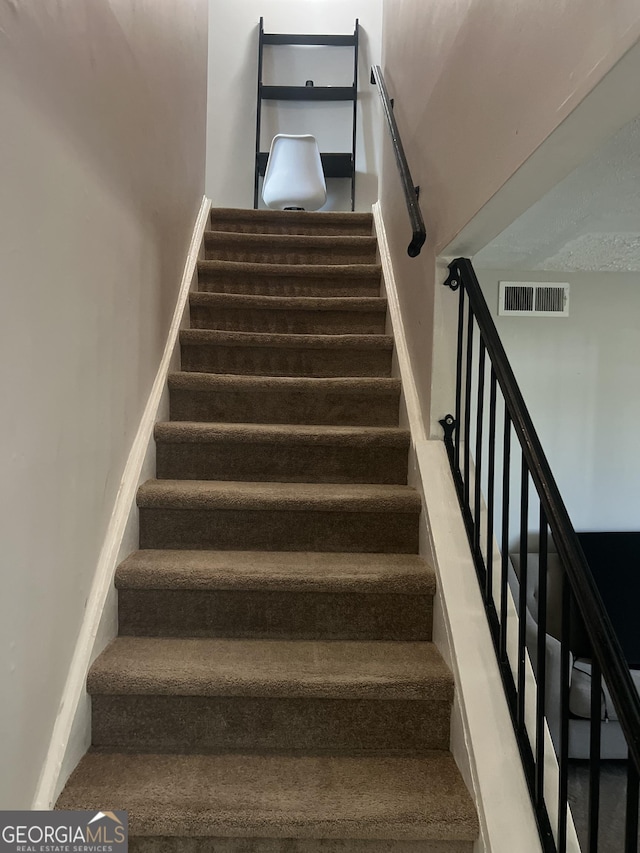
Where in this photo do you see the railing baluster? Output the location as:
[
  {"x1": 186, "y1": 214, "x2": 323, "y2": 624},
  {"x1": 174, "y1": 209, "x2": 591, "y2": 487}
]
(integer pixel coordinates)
[
  {"x1": 485, "y1": 369, "x2": 497, "y2": 603},
  {"x1": 588, "y1": 658, "x2": 602, "y2": 853},
  {"x1": 454, "y1": 285, "x2": 465, "y2": 474},
  {"x1": 517, "y1": 454, "x2": 529, "y2": 733},
  {"x1": 536, "y1": 508, "x2": 548, "y2": 809},
  {"x1": 463, "y1": 305, "x2": 474, "y2": 510},
  {"x1": 499, "y1": 409, "x2": 511, "y2": 662},
  {"x1": 626, "y1": 759, "x2": 639, "y2": 853},
  {"x1": 558, "y1": 572, "x2": 571, "y2": 853},
  {"x1": 474, "y1": 341, "x2": 486, "y2": 557}
]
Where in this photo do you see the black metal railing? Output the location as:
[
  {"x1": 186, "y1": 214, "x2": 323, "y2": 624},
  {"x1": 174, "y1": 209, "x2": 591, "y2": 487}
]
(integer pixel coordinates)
[
  {"x1": 370, "y1": 65, "x2": 426, "y2": 257},
  {"x1": 441, "y1": 256, "x2": 640, "y2": 852}
]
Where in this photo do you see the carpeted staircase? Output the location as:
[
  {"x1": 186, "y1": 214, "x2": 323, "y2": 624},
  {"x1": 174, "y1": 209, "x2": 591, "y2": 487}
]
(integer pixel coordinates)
[{"x1": 57, "y1": 207, "x2": 479, "y2": 852}]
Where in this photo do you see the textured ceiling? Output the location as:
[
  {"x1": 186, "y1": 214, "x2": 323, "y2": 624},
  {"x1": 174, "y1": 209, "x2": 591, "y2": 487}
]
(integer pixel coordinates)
[{"x1": 474, "y1": 116, "x2": 640, "y2": 272}]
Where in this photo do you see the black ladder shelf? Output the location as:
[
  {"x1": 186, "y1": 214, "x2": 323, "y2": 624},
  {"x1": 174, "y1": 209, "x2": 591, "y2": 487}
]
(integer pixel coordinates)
[{"x1": 254, "y1": 18, "x2": 359, "y2": 211}]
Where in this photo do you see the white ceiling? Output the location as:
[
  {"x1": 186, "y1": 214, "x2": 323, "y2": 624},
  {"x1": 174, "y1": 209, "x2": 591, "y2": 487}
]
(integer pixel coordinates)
[{"x1": 474, "y1": 116, "x2": 640, "y2": 272}]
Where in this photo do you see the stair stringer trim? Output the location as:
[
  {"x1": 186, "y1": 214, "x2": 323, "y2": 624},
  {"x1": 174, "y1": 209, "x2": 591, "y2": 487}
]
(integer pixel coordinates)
[
  {"x1": 373, "y1": 202, "x2": 542, "y2": 853},
  {"x1": 32, "y1": 195, "x2": 212, "y2": 809}
]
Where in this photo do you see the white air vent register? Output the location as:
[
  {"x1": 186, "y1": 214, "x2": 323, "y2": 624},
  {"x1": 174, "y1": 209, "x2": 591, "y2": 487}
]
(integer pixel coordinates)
[{"x1": 498, "y1": 281, "x2": 570, "y2": 317}]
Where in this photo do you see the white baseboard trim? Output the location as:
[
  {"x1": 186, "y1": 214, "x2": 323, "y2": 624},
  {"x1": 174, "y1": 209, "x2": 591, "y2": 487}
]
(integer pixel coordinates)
[
  {"x1": 372, "y1": 202, "x2": 542, "y2": 853},
  {"x1": 32, "y1": 195, "x2": 211, "y2": 809}
]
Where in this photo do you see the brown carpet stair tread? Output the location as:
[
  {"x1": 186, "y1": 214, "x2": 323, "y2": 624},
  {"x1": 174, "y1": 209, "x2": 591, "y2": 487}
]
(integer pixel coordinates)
[
  {"x1": 137, "y1": 480, "x2": 421, "y2": 513},
  {"x1": 111, "y1": 839, "x2": 475, "y2": 853},
  {"x1": 88, "y1": 637, "x2": 453, "y2": 701},
  {"x1": 57, "y1": 752, "x2": 479, "y2": 841},
  {"x1": 154, "y1": 422, "x2": 410, "y2": 447},
  {"x1": 116, "y1": 551, "x2": 435, "y2": 594},
  {"x1": 205, "y1": 230, "x2": 377, "y2": 252},
  {"x1": 168, "y1": 372, "x2": 400, "y2": 394},
  {"x1": 198, "y1": 260, "x2": 382, "y2": 279},
  {"x1": 168, "y1": 374, "x2": 401, "y2": 427},
  {"x1": 197, "y1": 261, "x2": 382, "y2": 299},
  {"x1": 188, "y1": 293, "x2": 388, "y2": 335},
  {"x1": 210, "y1": 207, "x2": 374, "y2": 236},
  {"x1": 180, "y1": 329, "x2": 394, "y2": 350},
  {"x1": 189, "y1": 292, "x2": 387, "y2": 312}
]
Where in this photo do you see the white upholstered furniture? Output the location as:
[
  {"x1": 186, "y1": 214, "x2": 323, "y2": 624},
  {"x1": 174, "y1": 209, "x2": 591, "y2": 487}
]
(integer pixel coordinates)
[{"x1": 262, "y1": 134, "x2": 327, "y2": 211}]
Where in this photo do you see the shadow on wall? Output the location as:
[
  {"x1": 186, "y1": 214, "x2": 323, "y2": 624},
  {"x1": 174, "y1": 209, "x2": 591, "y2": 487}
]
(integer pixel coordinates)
[
  {"x1": 214, "y1": 20, "x2": 260, "y2": 207},
  {"x1": 354, "y1": 26, "x2": 379, "y2": 209}
]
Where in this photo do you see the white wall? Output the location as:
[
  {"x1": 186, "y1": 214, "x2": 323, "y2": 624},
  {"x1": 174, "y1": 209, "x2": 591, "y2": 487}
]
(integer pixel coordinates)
[
  {"x1": 0, "y1": 0, "x2": 208, "y2": 808},
  {"x1": 376, "y1": 0, "x2": 640, "y2": 429},
  {"x1": 476, "y1": 269, "x2": 640, "y2": 533},
  {"x1": 206, "y1": 0, "x2": 382, "y2": 211}
]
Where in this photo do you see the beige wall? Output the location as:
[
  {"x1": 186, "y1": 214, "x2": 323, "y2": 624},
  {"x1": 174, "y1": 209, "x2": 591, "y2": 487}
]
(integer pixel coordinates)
[
  {"x1": 206, "y1": 0, "x2": 383, "y2": 212},
  {"x1": 378, "y1": 0, "x2": 640, "y2": 429},
  {"x1": 0, "y1": 0, "x2": 207, "y2": 808}
]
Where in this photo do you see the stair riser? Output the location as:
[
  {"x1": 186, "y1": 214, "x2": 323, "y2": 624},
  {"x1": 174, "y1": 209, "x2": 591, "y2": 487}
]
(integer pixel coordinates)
[
  {"x1": 205, "y1": 245, "x2": 377, "y2": 266},
  {"x1": 118, "y1": 589, "x2": 432, "y2": 640},
  {"x1": 180, "y1": 344, "x2": 392, "y2": 378},
  {"x1": 139, "y1": 508, "x2": 420, "y2": 553},
  {"x1": 189, "y1": 306, "x2": 386, "y2": 335},
  {"x1": 156, "y1": 443, "x2": 408, "y2": 484},
  {"x1": 197, "y1": 272, "x2": 380, "y2": 298},
  {"x1": 131, "y1": 840, "x2": 472, "y2": 853},
  {"x1": 91, "y1": 695, "x2": 450, "y2": 753},
  {"x1": 169, "y1": 389, "x2": 400, "y2": 427}
]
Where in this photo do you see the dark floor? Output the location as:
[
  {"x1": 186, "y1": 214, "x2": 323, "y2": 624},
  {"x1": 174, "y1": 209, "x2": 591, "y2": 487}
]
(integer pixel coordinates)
[{"x1": 569, "y1": 760, "x2": 639, "y2": 851}]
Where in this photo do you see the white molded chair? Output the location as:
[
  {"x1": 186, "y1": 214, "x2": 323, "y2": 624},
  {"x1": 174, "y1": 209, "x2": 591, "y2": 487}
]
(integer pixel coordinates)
[{"x1": 262, "y1": 134, "x2": 327, "y2": 211}]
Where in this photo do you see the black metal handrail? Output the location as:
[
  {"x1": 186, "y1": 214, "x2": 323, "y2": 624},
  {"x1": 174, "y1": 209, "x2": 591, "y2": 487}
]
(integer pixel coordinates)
[
  {"x1": 442, "y1": 256, "x2": 640, "y2": 852},
  {"x1": 370, "y1": 65, "x2": 426, "y2": 257}
]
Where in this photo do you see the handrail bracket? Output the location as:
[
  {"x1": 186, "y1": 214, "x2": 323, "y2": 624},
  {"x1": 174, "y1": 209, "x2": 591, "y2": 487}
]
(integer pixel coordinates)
[{"x1": 444, "y1": 267, "x2": 460, "y2": 291}]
